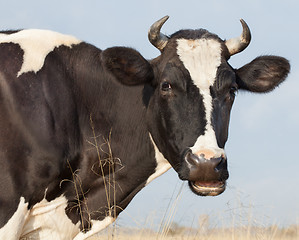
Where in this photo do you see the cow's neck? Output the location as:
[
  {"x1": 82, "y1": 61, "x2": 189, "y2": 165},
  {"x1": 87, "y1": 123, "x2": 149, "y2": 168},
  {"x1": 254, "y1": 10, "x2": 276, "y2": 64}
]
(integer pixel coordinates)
[{"x1": 63, "y1": 45, "x2": 161, "y2": 228}]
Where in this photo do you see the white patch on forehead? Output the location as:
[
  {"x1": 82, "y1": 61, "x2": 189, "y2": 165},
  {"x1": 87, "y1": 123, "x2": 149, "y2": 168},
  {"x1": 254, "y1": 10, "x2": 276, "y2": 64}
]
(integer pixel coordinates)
[
  {"x1": 176, "y1": 38, "x2": 222, "y2": 89},
  {"x1": 176, "y1": 38, "x2": 225, "y2": 157},
  {"x1": 146, "y1": 134, "x2": 171, "y2": 185},
  {"x1": 0, "y1": 29, "x2": 81, "y2": 77}
]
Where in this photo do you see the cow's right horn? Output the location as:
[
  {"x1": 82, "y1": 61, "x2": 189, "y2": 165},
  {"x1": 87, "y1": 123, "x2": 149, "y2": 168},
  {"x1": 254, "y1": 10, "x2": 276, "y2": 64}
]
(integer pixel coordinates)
[
  {"x1": 148, "y1": 16, "x2": 169, "y2": 52},
  {"x1": 225, "y1": 19, "x2": 251, "y2": 56}
]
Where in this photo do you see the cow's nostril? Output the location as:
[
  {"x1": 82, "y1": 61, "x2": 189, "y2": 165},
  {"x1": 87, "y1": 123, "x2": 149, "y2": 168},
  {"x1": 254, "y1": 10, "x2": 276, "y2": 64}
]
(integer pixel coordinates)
[
  {"x1": 184, "y1": 150, "x2": 199, "y2": 166},
  {"x1": 214, "y1": 156, "x2": 227, "y2": 172},
  {"x1": 184, "y1": 150, "x2": 226, "y2": 169}
]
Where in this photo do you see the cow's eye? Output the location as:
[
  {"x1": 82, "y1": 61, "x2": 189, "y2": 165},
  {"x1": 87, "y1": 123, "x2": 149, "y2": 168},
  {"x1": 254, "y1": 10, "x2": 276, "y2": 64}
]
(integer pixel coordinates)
[{"x1": 161, "y1": 82, "x2": 172, "y2": 91}]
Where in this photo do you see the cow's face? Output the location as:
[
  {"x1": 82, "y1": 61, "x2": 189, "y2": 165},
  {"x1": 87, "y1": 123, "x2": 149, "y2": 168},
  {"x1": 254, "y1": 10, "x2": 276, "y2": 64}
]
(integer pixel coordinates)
[
  {"x1": 102, "y1": 16, "x2": 289, "y2": 196},
  {"x1": 146, "y1": 32, "x2": 234, "y2": 196}
]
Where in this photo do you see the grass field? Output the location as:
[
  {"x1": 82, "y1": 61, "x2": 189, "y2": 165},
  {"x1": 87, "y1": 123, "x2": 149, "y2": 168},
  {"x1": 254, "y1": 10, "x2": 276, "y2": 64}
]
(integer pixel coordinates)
[
  {"x1": 93, "y1": 201, "x2": 298, "y2": 240},
  {"x1": 90, "y1": 185, "x2": 299, "y2": 240},
  {"x1": 92, "y1": 224, "x2": 299, "y2": 240}
]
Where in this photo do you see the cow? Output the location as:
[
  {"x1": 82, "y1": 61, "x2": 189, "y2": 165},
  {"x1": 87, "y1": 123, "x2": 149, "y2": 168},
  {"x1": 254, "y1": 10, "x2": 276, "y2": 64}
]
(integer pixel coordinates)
[{"x1": 0, "y1": 16, "x2": 289, "y2": 239}]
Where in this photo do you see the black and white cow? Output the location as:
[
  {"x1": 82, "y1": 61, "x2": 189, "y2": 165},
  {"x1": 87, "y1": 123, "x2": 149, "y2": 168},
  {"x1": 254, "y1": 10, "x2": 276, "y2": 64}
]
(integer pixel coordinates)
[{"x1": 0, "y1": 16, "x2": 289, "y2": 239}]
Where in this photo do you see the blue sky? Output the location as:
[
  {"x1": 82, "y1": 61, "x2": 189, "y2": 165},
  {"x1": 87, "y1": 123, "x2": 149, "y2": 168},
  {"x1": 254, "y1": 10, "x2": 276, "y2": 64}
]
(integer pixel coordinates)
[{"x1": 1, "y1": 0, "x2": 298, "y2": 230}]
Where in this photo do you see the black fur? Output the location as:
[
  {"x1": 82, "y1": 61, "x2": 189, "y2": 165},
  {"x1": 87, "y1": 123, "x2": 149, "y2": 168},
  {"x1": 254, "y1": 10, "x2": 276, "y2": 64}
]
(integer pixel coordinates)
[
  {"x1": 102, "y1": 47, "x2": 154, "y2": 85},
  {"x1": 236, "y1": 55, "x2": 290, "y2": 92}
]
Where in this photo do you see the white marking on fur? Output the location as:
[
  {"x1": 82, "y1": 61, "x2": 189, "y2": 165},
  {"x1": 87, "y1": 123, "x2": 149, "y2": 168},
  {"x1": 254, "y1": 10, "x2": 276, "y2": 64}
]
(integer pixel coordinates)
[
  {"x1": 0, "y1": 29, "x2": 81, "y2": 77},
  {"x1": 176, "y1": 38, "x2": 225, "y2": 157},
  {"x1": 21, "y1": 195, "x2": 80, "y2": 240},
  {"x1": 73, "y1": 216, "x2": 115, "y2": 240},
  {"x1": 146, "y1": 134, "x2": 171, "y2": 185},
  {"x1": 0, "y1": 194, "x2": 114, "y2": 239},
  {"x1": 0, "y1": 197, "x2": 29, "y2": 240}
]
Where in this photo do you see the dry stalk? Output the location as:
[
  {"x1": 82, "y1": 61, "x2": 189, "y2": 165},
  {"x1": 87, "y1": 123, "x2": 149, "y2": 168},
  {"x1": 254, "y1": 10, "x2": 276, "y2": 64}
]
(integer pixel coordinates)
[
  {"x1": 88, "y1": 114, "x2": 125, "y2": 239},
  {"x1": 64, "y1": 159, "x2": 92, "y2": 231}
]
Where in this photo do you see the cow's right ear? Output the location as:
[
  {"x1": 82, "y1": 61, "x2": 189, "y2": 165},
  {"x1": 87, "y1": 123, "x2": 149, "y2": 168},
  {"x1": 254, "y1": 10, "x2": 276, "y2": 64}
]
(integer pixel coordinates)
[{"x1": 102, "y1": 47, "x2": 154, "y2": 85}]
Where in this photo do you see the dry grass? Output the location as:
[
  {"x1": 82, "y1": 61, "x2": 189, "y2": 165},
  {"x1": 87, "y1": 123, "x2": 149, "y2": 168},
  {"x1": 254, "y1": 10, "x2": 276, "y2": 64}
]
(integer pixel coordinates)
[
  {"x1": 91, "y1": 183, "x2": 299, "y2": 240},
  {"x1": 92, "y1": 224, "x2": 299, "y2": 240}
]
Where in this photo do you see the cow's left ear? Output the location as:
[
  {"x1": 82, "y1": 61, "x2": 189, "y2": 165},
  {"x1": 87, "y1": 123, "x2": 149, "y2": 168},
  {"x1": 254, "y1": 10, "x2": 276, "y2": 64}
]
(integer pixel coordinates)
[
  {"x1": 102, "y1": 47, "x2": 154, "y2": 85},
  {"x1": 236, "y1": 56, "x2": 290, "y2": 92}
]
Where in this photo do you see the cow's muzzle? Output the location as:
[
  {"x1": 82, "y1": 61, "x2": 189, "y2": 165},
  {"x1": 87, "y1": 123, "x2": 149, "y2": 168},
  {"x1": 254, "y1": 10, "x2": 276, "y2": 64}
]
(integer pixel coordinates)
[{"x1": 180, "y1": 149, "x2": 229, "y2": 196}]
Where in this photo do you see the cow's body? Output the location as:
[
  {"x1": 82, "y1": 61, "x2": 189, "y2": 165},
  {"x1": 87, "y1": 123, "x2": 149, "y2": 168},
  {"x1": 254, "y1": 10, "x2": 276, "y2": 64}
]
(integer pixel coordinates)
[
  {"x1": 0, "y1": 29, "x2": 167, "y2": 239},
  {"x1": 0, "y1": 17, "x2": 289, "y2": 239}
]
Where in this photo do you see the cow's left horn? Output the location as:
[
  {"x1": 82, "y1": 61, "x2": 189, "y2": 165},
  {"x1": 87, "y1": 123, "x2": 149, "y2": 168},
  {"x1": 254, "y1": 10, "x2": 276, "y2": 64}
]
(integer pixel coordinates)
[
  {"x1": 148, "y1": 16, "x2": 169, "y2": 52},
  {"x1": 225, "y1": 19, "x2": 251, "y2": 56}
]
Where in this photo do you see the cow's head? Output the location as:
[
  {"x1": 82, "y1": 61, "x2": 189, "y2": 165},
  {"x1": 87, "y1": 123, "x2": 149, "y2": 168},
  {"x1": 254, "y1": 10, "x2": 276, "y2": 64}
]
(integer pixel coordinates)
[{"x1": 102, "y1": 16, "x2": 290, "y2": 196}]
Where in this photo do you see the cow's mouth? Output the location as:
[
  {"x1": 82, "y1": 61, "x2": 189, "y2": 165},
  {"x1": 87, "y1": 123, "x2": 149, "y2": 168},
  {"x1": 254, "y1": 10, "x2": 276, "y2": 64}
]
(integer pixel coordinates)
[{"x1": 188, "y1": 181, "x2": 226, "y2": 196}]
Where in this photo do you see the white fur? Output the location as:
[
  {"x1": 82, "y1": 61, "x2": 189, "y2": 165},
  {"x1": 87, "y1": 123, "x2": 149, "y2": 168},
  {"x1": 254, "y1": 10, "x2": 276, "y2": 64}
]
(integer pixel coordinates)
[
  {"x1": 21, "y1": 195, "x2": 80, "y2": 240},
  {"x1": 0, "y1": 29, "x2": 81, "y2": 77},
  {"x1": 176, "y1": 39, "x2": 225, "y2": 157},
  {"x1": 0, "y1": 195, "x2": 115, "y2": 240},
  {"x1": 146, "y1": 134, "x2": 171, "y2": 185},
  {"x1": 73, "y1": 216, "x2": 115, "y2": 240},
  {"x1": 0, "y1": 197, "x2": 29, "y2": 240}
]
